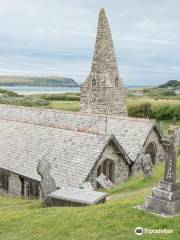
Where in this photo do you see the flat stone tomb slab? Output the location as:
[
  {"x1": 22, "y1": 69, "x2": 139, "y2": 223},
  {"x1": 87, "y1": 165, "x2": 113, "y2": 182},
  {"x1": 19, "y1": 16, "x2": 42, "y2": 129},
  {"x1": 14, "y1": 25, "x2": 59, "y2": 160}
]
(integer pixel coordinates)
[{"x1": 49, "y1": 187, "x2": 109, "y2": 206}]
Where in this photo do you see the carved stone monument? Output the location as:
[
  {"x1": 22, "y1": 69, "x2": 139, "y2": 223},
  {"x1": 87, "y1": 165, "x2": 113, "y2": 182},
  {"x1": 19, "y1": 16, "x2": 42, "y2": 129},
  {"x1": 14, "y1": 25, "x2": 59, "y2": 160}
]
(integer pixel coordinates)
[
  {"x1": 141, "y1": 154, "x2": 153, "y2": 179},
  {"x1": 168, "y1": 125, "x2": 180, "y2": 148},
  {"x1": 37, "y1": 159, "x2": 56, "y2": 206},
  {"x1": 144, "y1": 130, "x2": 180, "y2": 216}
]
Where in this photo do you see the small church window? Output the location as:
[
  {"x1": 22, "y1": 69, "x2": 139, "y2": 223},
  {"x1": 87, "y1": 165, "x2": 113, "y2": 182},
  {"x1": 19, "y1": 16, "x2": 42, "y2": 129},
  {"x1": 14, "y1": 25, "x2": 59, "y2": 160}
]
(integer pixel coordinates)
[
  {"x1": 0, "y1": 173, "x2": 9, "y2": 191},
  {"x1": 92, "y1": 78, "x2": 96, "y2": 86},
  {"x1": 115, "y1": 77, "x2": 118, "y2": 86},
  {"x1": 20, "y1": 177, "x2": 39, "y2": 199},
  {"x1": 26, "y1": 179, "x2": 39, "y2": 199},
  {"x1": 145, "y1": 142, "x2": 157, "y2": 165}
]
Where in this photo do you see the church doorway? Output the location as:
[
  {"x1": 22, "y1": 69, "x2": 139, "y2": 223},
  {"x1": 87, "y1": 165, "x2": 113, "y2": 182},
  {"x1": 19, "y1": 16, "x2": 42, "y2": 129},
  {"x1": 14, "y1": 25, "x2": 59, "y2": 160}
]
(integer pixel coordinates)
[
  {"x1": 145, "y1": 142, "x2": 157, "y2": 165},
  {"x1": 96, "y1": 159, "x2": 115, "y2": 188}
]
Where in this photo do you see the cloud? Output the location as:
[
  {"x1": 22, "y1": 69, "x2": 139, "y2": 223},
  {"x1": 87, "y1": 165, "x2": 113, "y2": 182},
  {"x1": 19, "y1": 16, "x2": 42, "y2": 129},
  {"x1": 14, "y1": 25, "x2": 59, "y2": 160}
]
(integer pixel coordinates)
[{"x1": 0, "y1": 0, "x2": 179, "y2": 85}]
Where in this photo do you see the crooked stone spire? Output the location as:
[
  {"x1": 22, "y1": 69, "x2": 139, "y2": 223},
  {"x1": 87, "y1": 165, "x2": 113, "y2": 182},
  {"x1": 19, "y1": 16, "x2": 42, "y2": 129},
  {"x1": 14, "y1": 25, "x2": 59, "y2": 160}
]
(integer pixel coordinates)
[
  {"x1": 91, "y1": 8, "x2": 122, "y2": 87},
  {"x1": 80, "y1": 8, "x2": 128, "y2": 116}
]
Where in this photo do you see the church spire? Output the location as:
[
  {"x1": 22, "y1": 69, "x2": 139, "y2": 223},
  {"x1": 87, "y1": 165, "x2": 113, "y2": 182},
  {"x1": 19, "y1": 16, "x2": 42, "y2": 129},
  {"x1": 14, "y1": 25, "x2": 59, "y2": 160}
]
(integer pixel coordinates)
[
  {"x1": 80, "y1": 9, "x2": 128, "y2": 116},
  {"x1": 91, "y1": 8, "x2": 122, "y2": 87}
]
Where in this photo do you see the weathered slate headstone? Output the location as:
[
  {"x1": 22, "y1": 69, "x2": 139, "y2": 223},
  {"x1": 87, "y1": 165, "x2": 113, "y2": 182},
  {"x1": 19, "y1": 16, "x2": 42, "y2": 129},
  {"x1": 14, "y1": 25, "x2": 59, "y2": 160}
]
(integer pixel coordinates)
[
  {"x1": 168, "y1": 125, "x2": 180, "y2": 148},
  {"x1": 96, "y1": 173, "x2": 115, "y2": 189},
  {"x1": 37, "y1": 159, "x2": 56, "y2": 206},
  {"x1": 141, "y1": 154, "x2": 153, "y2": 179},
  {"x1": 143, "y1": 130, "x2": 180, "y2": 216}
]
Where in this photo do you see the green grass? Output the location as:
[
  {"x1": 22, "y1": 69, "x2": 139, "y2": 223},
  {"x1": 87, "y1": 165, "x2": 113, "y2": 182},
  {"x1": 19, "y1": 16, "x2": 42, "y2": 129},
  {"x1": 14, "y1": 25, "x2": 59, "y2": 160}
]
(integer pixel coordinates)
[
  {"x1": 1, "y1": 157, "x2": 180, "y2": 240},
  {"x1": 50, "y1": 100, "x2": 80, "y2": 112},
  {"x1": 162, "y1": 120, "x2": 180, "y2": 129},
  {"x1": 49, "y1": 97, "x2": 180, "y2": 112},
  {"x1": 128, "y1": 98, "x2": 180, "y2": 107}
]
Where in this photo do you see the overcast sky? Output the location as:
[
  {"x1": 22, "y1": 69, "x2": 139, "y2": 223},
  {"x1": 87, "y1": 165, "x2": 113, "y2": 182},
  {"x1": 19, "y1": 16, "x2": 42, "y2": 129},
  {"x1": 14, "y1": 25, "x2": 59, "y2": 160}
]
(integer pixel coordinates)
[{"x1": 0, "y1": 0, "x2": 179, "y2": 85}]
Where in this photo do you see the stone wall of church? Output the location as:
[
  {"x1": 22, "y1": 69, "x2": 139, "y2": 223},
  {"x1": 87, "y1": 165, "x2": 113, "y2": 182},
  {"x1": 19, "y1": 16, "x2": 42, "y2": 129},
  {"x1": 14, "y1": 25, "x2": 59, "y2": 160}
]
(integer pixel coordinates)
[
  {"x1": 80, "y1": 84, "x2": 128, "y2": 116},
  {"x1": 87, "y1": 142, "x2": 130, "y2": 189},
  {"x1": 131, "y1": 128, "x2": 165, "y2": 174},
  {"x1": 0, "y1": 169, "x2": 40, "y2": 198},
  {"x1": 8, "y1": 172, "x2": 22, "y2": 197},
  {"x1": 0, "y1": 170, "x2": 21, "y2": 197}
]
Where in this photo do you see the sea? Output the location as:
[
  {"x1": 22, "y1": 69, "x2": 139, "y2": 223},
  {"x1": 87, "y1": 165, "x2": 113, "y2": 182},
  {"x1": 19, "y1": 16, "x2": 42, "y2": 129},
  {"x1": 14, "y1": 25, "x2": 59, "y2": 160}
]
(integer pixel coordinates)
[{"x1": 0, "y1": 85, "x2": 146, "y2": 95}]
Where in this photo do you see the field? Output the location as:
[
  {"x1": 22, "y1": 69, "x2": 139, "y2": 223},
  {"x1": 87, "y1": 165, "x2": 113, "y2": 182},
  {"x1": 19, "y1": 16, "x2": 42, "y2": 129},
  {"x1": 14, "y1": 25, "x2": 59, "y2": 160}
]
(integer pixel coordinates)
[
  {"x1": 50, "y1": 100, "x2": 80, "y2": 112},
  {"x1": 1, "y1": 155, "x2": 180, "y2": 240},
  {"x1": 49, "y1": 98, "x2": 180, "y2": 111},
  {"x1": 128, "y1": 98, "x2": 180, "y2": 106}
]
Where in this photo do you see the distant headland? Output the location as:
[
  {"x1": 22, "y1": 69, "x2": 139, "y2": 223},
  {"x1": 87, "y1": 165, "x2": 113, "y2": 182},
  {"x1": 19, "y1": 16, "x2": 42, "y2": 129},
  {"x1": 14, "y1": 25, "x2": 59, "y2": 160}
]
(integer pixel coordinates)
[{"x1": 0, "y1": 76, "x2": 79, "y2": 87}]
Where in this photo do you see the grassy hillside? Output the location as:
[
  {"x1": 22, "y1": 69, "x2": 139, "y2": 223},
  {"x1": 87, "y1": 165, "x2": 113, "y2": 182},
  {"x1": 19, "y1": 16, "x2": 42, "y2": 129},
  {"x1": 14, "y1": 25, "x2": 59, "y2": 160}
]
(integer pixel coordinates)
[
  {"x1": 159, "y1": 80, "x2": 180, "y2": 89},
  {"x1": 0, "y1": 76, "x2": 79, "y2": 87},
  {"x1": 1, "y1": 156, "x2": 180, "y2": 240}
]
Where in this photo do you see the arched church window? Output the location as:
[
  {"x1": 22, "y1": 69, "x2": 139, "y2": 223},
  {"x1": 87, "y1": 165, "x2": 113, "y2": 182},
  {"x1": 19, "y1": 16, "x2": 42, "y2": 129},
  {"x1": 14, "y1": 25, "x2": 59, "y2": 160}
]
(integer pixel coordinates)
[
  {"x1": 92, "y1": 78, "x2": 96, "y2": 86},
  {"x1": 115, "y1": 77, "x2": 118, "y2": 86},
  {"x1": 96, "y1": 159, "x2": 115, "y2": 189},
  {"x1": 145, "y1": 142, "x2": 157, "y2": 165}
]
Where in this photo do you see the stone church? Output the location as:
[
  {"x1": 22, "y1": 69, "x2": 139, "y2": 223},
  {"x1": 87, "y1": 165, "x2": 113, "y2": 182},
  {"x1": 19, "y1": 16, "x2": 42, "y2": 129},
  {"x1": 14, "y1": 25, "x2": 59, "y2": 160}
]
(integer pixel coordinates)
[{"x1": 0, "y1": 9, "x2": 165, "y2": 199}]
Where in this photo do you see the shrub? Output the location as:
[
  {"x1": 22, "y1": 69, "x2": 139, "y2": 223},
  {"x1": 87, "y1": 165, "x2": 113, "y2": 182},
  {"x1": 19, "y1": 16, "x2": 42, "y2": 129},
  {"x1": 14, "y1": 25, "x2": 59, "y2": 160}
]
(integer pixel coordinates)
[
  {"x1": 0, "y1": 96, "x2": 49, "y2": 107},
  {"x1": 42, "y1": 94, "x2": 80, "y2": 101},
  {"x1": 128, "y1": 102, "x2": 180, "y2": 121},
  {"x1": 146, "y1": 88, "x2": 176, "y2": 97},
  {"x1": 128, "y1": 103, "x2": 154, "y2": 118},
  {"x1": 0, "y1": 89, "x2": 19, "y2": 97}
]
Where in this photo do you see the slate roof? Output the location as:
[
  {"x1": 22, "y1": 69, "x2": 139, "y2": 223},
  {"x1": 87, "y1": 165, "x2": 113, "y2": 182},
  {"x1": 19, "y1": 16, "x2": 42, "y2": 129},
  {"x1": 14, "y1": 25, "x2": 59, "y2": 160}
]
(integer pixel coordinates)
[
  {"x1": 0, "y1": 105, "x2": 157, "y2": 161},
  {"x1": 0, "y1": 119, "x2": 129, "y2": 187}
]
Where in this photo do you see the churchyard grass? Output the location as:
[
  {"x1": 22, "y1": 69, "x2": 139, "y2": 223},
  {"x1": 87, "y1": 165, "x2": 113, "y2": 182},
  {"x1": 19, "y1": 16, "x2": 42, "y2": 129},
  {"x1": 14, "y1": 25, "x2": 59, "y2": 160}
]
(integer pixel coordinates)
[{"x1": 1, "y1": 156, "x2": 180, "y2": 240}]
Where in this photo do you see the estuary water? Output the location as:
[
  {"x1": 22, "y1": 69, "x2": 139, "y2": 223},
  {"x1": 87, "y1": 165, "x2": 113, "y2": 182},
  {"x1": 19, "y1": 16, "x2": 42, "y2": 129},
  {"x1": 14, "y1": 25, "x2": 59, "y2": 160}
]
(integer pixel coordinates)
[
  {"x1": 0, "y1": 86, "x2": 81, "y2": 95},
  {"x1": 0, "y1": 85, "x2": 146, "y2": 95}
]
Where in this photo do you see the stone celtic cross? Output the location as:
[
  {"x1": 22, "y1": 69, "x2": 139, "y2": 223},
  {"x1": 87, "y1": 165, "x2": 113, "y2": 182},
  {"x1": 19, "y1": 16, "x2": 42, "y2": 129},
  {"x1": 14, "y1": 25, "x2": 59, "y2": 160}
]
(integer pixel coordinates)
[{"x1": 162, "y1": 131, "x2": 176, "y2": 183}]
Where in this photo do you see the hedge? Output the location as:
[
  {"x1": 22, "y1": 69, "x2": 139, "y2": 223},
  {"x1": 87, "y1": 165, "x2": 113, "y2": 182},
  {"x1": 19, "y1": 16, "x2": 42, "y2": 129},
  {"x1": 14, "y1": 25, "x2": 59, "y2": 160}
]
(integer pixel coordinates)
[{"x1": 128, "y1": 103, "x2": 180, "y2": 121}]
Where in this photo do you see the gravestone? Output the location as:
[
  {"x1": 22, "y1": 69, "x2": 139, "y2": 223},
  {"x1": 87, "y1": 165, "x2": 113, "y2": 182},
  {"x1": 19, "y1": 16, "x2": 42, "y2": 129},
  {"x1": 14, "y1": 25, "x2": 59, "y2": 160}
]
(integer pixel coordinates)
[
  {"x1": 37, "y1": 161, "x2": 108, "y2": 207},
  {"x1": 144, "y1": 129, "x2": 180, "y2": 216},
  {"x1": 141, "y1": 154, "x2": 153, "y2": 179},
  {"x1": 49, "y1": 187, "x2": 108, "y2": 206},
  {"x1": 168, "y1": 125, "x2": 180, "y2": 148},
  {"x1": 96, "y1": 173, "x2": 115, "y2": 189},
  {"x1": 37, "y1": 159, "x2": 56, "y2": 206}
]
